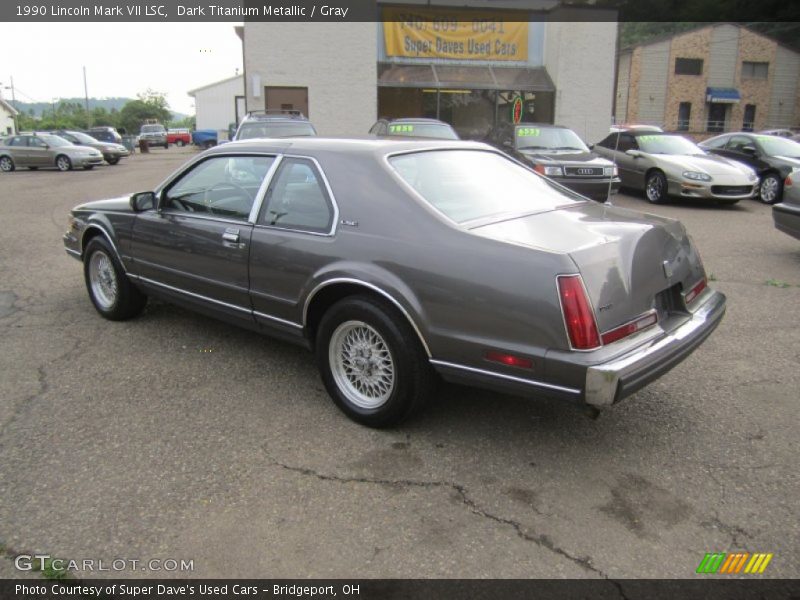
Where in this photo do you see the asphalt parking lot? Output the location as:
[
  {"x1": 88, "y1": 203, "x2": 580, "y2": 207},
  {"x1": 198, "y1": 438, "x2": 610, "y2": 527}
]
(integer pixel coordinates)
[{"x1": 0, "y1": 148, "x2": 798, "y2": 581}]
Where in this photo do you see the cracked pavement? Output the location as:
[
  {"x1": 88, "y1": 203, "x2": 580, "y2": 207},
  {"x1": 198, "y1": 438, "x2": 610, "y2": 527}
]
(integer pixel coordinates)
[{"x1": 0, "y1": 150, "x2": 798, "y2": 579}]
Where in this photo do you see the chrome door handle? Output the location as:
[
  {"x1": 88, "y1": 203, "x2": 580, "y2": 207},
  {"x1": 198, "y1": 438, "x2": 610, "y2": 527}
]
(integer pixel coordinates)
[{"x1": 222, "y1": 228, "x2": 240, "y2": 243}]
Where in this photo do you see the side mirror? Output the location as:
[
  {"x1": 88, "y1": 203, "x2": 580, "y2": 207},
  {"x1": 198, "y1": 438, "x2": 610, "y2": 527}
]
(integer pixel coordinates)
[
  {"x1": 130, "y1": 191, "x2": 155, "y2": 212},
  {"x1": 587, "y1": 143, "x2": 595, "y2": 150},
  {"x1": 625, "y1": 149, "x2": 642, "y2": 158}
]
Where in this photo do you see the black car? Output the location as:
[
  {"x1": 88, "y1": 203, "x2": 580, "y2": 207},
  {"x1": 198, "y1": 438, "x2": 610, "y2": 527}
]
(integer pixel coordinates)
[
  {"x1": 699, "y1": 133, "x2": 800, "y2": 204},
  {"x1": 486, "y1": 122, "x2": 620, "y2": 202},
  {"x1": 369, "y1": 118, "x2": 459, "y2": 140},
  {"x1": 233, "y1": 110, "x2": 317, "y2": 141}
]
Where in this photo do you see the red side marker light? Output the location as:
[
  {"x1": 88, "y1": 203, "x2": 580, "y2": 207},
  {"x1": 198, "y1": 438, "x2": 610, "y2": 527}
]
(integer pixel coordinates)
[
  {"x1": 485, "y1": 351, "x2": 533, "y2": 369},
  {"x1": 684, "y1": 278, "x2": 708, "y2": 304}
]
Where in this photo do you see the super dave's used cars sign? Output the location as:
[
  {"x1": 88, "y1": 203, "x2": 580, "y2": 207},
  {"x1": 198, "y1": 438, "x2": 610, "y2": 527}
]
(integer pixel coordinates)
[{"x1": 383, "y1": 7, "x2": 528, "y2": 61}]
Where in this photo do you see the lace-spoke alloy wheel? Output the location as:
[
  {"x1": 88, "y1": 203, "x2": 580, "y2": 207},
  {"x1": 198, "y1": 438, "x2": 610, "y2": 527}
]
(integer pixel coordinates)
[
  {"x1": 83, "y1": 237, "x2": 147, "y2": 321},
  {"x1": 316, "y1": 296, "x2": 436, "y2": 428}
]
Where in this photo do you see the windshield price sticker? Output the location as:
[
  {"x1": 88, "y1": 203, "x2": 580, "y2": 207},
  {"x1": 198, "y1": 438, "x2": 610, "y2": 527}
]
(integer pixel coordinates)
[
  {"x1": 637, "y1": 135, "x2": 660, "y2": 142},
  {"x1": 517, "y1": 127, "x2": 540, "y2": 137},
  {"x1": 390, "y1": 125, "x2": 414, "y2": 133}
]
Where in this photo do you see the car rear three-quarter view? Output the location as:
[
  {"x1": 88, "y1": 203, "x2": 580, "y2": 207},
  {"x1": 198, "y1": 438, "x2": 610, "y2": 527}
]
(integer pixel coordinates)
[{"x1": 63, "y1": 139, "x2": 726, "y2": 427}]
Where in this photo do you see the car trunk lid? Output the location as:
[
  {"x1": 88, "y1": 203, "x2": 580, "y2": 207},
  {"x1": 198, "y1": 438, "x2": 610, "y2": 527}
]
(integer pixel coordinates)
[{"x1": 469, "y1": 202, "x2": 705, "y2": 335}]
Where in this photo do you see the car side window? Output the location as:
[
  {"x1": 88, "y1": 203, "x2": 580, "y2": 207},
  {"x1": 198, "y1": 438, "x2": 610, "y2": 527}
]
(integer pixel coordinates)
[
  {"x1": 29, "y1": 137, "x2": 47, "y2": 148},
  {"x1": 163, "y1": 155, "x2": 275, "y2": 221},
  {"x1": 727, "y1": 136, "x2": 753, "y2": 153},
  {"x1": 703, "y1": 136, "x2": 728, "y2": 149},
  {"x1": 6, "y1": 136, "x2": 24, "y2": 146},
  {"x1": 259, "y1": 158, "x2": 334, "y2": 234},
  {"x1": 611, "y1": 134, "x2": 636, "y2": 152}
]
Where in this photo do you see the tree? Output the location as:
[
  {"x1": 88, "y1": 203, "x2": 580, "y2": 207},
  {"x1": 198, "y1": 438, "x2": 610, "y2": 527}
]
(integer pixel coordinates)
[{"x1": 118, "y1": 90, "x2": 172, "y2": 133}]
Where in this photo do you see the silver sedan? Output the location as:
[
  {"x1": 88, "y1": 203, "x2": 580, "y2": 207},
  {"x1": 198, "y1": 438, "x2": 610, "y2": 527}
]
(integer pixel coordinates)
[
  {"x1": 0, "y1": 133, "x2": 104, "y2": 171},
  {"x1": 593, "y1": 131, "x2": 758, "y2": 204}
]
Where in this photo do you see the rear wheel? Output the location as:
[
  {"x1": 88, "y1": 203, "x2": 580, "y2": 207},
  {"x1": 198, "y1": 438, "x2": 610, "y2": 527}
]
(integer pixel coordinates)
[
  {"x1": 645, "y1": 170, "x2": 668, "y2": 204},
  {"x1": 0, "y1": 156, "x2": 16, "y2": 172},
  {"x1": 106, "y1": 157, "x2": 120, "y2": 165},
  {"x1": 83, "y1": 237, "x2": 147, "y2": 320},
  {"x1": 759, "y1": 173, "x2": 782, "y2": 204},
  {"x1": 55, "y1": 155, "x2": 72, "y2": 171},
  {"x1": 316, "y1": 296, "x2": 435, "y2": 428}
]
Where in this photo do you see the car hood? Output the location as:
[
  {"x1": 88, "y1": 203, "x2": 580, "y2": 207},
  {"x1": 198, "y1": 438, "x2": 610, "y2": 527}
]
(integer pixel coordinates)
[
  {"x1": 518, "y1": 149, "x2": 611, "y2": 166},
  {"x1": 470, "y1": 202, "x2": 704, "y2": 332},
  {"x1": 650, "y1": 153, "x2": 752, "y2": 176},
  {"x1": 64, "y1": 144, "x2": 103, "y2": 155},
  {"x1": 76, "y1": 195, "x2": 132, "y2": 212}
]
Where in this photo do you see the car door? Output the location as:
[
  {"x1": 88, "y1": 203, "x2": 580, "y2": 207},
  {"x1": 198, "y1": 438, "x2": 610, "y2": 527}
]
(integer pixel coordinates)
[
  {"x1": 609, "y1": 134, "x2": 639, "y2": 187},
  {"x1": 5, "y1": 136, "x2": 29, "y2": 166},
  {"x1": 728, "y1": 136, "x2": 772, "y2": 175},
  {"x1": 248, "y1": 156, "x2": 337, "y2": 331},
  {"x1": 27, "y1": 136, "x2": 52, "y2": 167},
  {"x1": 130, "y1": 154, "x2": 277, "y2": 323}
]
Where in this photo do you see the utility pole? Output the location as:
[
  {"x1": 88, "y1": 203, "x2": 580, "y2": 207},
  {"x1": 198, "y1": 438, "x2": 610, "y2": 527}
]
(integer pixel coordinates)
[{"x1": 83, "y1": 66, "x2": 90, "y2": 127}]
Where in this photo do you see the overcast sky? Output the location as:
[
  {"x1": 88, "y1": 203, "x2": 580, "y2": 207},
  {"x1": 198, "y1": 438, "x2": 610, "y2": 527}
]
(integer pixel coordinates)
[{"x1": 0, "y1": 23, "x2": 243, "y2": 115}]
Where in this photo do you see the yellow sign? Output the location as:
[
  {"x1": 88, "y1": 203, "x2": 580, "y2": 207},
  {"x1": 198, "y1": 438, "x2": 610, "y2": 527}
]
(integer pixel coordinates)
[{"x1": 383, "y1": 7, "x2": 528, "y2": 62}]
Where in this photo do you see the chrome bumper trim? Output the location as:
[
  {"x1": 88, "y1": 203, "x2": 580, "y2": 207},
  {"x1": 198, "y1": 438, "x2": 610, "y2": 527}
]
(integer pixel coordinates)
[
  {"x1": 429, "y1": 359, "x2": 581, "y2": 396},
  {"x1": 585, "y1": 290, "x2": 726, "y2": 407}
]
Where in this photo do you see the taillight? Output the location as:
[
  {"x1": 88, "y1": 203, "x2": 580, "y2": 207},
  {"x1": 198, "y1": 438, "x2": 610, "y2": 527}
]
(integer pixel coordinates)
[
  {"x1": 557, "y1": 275, "x2": 601, "y2": 350},
  {"x1": 601, "y1": 311, "x2": 658, "y2": 345},
  {"x1": 533, "y1": 164, "x2": 545, "y2": 175},
  {"x1": 786, "y1": 174, "x2": 793, "y2": 187},
  {"x1": 684, "y1": 277, "x2": 708, "y2": 304}
]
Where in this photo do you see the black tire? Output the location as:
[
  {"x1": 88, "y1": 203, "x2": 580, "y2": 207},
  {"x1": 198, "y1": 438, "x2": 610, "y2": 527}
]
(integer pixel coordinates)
[
  {"x1": 84, "y1": 165, "x2": 94, "y2": 170},
  {"x1": 164, "y1": 142, "x2": 169, "y2": 149},
  {"x1": 55, "y1": 154, "x2": 72, "y2": 171},
  {"x1": 759, "y1": 173, "x2": 783, "y2": 204},
  {"x1": 315, "y1": 296, "x2": 435, "y2": 428},
  {"x1": 645, "y1": 170, "x2": 668, "y2": 204},
  {"x1": 106, "y1": 157, "x2": 120, "y2": 165},
  {"x1": 83, "y1": 237, "x2": 147, "y2": 321},
  {"x1": 0, "y1": 156, "x2": 16, "y2": 172}
]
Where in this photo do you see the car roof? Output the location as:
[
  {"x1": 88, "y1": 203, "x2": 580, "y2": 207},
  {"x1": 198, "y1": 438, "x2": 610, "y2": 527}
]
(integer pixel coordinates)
[
  {"x1": 624, "y1": 130, "x2": 672, "y2": 137},
  {"x1": 512, "y1": 122, "x2": 567, "y2": 129},
  {"x1": 205, "y1": 137, "x2": 490, "y2": 158}
]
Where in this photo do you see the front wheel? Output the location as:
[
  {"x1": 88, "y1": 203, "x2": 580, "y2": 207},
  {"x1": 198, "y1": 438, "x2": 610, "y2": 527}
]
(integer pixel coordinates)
[
  {"x1": 316, "y1": 296, "x2": 435, "y2": 428},
  {"x1": 83, "y1": 237, "x2": 147, "y2": 320},
  {"x1": 759, "y1": 173, "x2": 782, "y2": 204},
  {"x1": 645, "y1": 171, "x2": 668, "y2": 204},
  {"x1": 55, "y1": 155, "x2": 72, "y2": 171},
  {"x1": 106, "y1": 157, "x2": 120, "y2": 165}
]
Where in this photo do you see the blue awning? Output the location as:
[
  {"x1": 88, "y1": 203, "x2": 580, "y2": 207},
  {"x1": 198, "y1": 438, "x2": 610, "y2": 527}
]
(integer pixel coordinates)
[{"x1": 706, "y1": 87, "x2": 741, "y2": 104}]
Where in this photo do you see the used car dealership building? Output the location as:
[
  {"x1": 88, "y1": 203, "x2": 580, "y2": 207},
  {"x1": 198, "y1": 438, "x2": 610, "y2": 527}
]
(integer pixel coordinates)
[{"x1": 237, "y1": 2, "x2": 617, "y2": 143}]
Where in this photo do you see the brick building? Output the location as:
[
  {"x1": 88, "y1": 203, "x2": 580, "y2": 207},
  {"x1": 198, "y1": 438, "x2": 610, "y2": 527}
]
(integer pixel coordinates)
[{"x1": 615, "y1": 24, "x2": 800, "y2": 139}]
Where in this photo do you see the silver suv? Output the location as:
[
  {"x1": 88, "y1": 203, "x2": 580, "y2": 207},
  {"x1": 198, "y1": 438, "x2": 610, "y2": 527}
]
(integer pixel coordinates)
[
  {"x1": 233, "y1": 110, "x2": 317, "y2": 141},
  {"x1": 139, "y1": 123, "x2": 168, "y2": 149}
]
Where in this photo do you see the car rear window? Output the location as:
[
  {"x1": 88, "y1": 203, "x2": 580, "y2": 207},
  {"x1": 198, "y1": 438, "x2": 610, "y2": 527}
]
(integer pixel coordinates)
[
  {"x1": 237, "y1": 122, "x2": 316, "y2": 140},
  {"x1": 386, "y1": 123, "x2": 459, "y2": 140},
  {"x1": 389, "y1": 150, "x2": 584, "y2": 225},
  {"x1": 141, "y1": 125, "x2": 165, "y2": 133}
]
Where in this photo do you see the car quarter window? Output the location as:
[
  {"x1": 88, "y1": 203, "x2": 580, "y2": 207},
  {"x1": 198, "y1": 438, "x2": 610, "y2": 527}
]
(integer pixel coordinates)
[
  {"x1": 258, "y1": 158, "x2": 334, "y2": 234},
  {"x1": 163, "y1": 155, "x2": 275, "y2": 221}
]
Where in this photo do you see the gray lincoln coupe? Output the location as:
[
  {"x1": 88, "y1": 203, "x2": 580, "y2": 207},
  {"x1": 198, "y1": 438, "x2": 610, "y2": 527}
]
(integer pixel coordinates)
[{"x1": 63, "y1": 138, "x2": 726, "y2": 427}]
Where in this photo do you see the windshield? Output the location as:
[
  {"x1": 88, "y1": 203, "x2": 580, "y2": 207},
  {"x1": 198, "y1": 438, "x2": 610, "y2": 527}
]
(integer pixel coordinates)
[
  {"x1": 515, "y1": 126, "x2": 589, "y2": 152},
  {"x1": 237, "y1": 122, "x2": 316, "y2": 140},
  {"x1": 637, "y1": 135, "x2": 704, "y2": 155},
  {"x1": 65, "y1": 131, "x2": 100, "y2": 145},
  {"x1": 756, "y1": 135, "x2": 800, "y2": 157},
  {"x1": 386, "y1": 123, "x2": 459, "y2": 140},
  {"x1": 389, "y1": 150, "x2": 584, "y2": 225},
  {"x1": 39, "y1": 135, "x2": 71, "y2": 148}
]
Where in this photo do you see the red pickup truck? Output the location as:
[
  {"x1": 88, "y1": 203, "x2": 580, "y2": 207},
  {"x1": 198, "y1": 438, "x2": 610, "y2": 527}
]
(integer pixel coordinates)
[{"x1": 166, "y1": 129, "x2": 191, "y2": 147}]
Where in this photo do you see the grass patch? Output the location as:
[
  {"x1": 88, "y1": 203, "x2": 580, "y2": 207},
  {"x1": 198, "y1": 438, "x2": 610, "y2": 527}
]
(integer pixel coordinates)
[
  {"x1": 765, "y1": 279, "x2": 792, "y2": 288},
  {"x1": 40, "y1": 557, "x2": 69, "y2": 580}
]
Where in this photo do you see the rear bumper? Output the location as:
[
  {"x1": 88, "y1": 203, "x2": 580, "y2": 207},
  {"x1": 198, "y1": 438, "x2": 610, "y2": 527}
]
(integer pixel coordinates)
[
  {"x1": 584, "y1": 290, "x2": 726, "y2": 407},
  {"x1": 773, "y1": 201, "x2": 800, "y2": 240}
]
